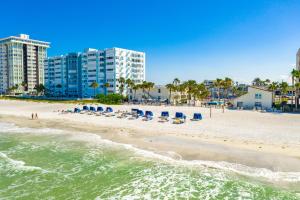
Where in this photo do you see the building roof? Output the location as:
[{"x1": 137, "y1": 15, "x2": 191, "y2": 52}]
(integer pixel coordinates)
[
  {"x1": 0, "y1": 34, "x2": 50, "y2": 47},
  {"x1": 249, "y1": 86, "x2": 272, "y2": 92}
]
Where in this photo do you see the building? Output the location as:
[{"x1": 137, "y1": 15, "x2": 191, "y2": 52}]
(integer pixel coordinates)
[
  {"x1": 128, "y1": 85, "x2": 170, "y2": 101},
  {"x1": 0, "y1": 34, "x2": 50, "y2": 94},
  {"x1": 233, "y1": 86, "x2": 273, "y2": 109},
  {"x1": 297, "y1": 49, "x2": 300, "y2": 71},
  {"x1": 45, "y1": 47, "x2": 145, "y2": 98}
]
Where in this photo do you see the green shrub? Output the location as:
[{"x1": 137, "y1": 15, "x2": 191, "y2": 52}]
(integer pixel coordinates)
[{"x1": 95, "y1": 94, "x2": 125, "y2": 105}]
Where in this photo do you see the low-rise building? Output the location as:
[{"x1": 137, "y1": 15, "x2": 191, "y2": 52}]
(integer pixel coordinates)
[
  {"x1": 233, "y1": 86, "x2": 273, "y2": 109},
  {"x1": 128, "y1": 85, "x2": 170, "y2": 102}
]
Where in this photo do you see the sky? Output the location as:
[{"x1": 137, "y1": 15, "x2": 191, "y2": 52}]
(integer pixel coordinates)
[{"x1": 1, "y1": 0, "x2": 300, "y2": 84}]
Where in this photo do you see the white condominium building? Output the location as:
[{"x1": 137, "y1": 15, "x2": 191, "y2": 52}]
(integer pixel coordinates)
[
  {"x1": 45, "y1": 47, "x2": 145, "y2": 98},
  {"x1": 0, "y1": 34, "x2": 49, "y2": 94},
  {"x1": 297, "y1": 49, "x2": 300, "y2": 71}
]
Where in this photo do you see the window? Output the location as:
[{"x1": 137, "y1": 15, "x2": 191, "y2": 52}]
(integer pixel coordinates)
[
  {"x1": 158, "y1": 88, "x2": 161, "y2": 93},
  {"x1": 255, "y1": 102, "x2": 262, "y2": 107},
  {"x1": 255, "y1": 93, "x2": 262, "y2": 99}
]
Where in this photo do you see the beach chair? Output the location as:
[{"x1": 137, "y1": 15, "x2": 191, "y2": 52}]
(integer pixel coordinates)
[
  {"x1": 128, "y1": 109, "x2": 144, "y2": 120},
  {"x1": 105, "y1": 107, "x2": 115, "y2": 117},
  {"x1": 143, "y1": 111, "x2": 154, "y2": 121},
  {"x1": 173, "y1": 112, "x2": 186, "y2": 124},
  {"x1": 158, "y1": 111, "x2": 169, "y2": 122},
  {"x1": 74, "y1": 108, "x2": 81, "y2": 113},
  {"x1": 190, "y1": 113, "x2": 202, "y2": 121},
  {"x1": 83, "y1": 105, "x2": 89, "y2": 111},
  {"x1": 87, "y1": 106, "x2": 96, "y2": 115}
]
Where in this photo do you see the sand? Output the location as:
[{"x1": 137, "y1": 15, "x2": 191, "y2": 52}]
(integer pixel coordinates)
[{"x1": 0, "y1": 99, "x2": 300, "y2": 172}]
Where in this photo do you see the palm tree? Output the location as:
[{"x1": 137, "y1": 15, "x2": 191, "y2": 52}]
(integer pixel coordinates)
[
  {"x1": 177, "y1": 83, "x2": 187, "y2": 103},
  {"x1": 146, "y1": 82, "x2": 155, "y2": 99},
  {"x1": 21, "y1": 81, "x2": 27, "y2": 92},
  {"x1": 90, "y1": 81, "x2": 99, "y2": 97},
  {"x1": 132, "y1": 84, "x2": 140, "y2": 100},
  {"x1": 223, "y1": 77, "x2": 233, "y2": 99},
  {"x1": 34, "y1": 84, "x2": 46, "y2": 96},
  {"x1": 279, "y1": 81, "x2": 289, "y2": 109},
  {"x1": 117, "y1": 77, "x2": 126, "y2": 95},
  {"x1": 252, "y1": 77, "x2": 263, "y2": 86},
  {"x1": 184, "y1": 80, "x2": 197, "y2": 104},
  {"x1": 104, "y1": 82, "x2": 110, "y2": 96},
  {"x1": 291, "y1": 69, "x2": 300, "y2": 109},
  {"x1": 140, "y1": 81, "x2": 148, "y2": 99},
  {"x1": 173, "y1": 78, "x2": 180, "y2": 86},
  {"x1": 268, "y1": 82, "x2": 278, "y2": 107},
  {"x1": 295, "y1": 82, "x2": 300, "y2": 109},
  {"x1": 213, "y1": 78, "x2": 223, "y2": 100},
  {"x1": 165, "y1": 83, "x2": 175, "y2": 104}
]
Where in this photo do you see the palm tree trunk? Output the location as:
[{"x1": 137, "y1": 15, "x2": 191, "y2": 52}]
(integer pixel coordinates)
[{"x1": 292, "y1": 77, "x2": 294, "y2": 109}]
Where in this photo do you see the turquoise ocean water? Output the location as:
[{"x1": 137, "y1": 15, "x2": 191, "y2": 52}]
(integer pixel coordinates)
[{"x1": 0, "y1": 122, "x2": 299, "y2": 200}]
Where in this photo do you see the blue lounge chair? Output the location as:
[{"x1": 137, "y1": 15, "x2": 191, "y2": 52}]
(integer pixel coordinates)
[
  {"x1": 106, "y1": 107, "x2": 113, "y2": 113},
  {"x1": 83, "y1": 105, "x2": 89, "y2": 111},
  {"x1": 173, "y1": 112, "x2": 186, "y2": 124},
  {"x1": 191, "y1": 113, "x2": 202, "y2": 121},
  {"x1": 97, "y1": 106, "x2": 104, "y2": 112},
  {"x1": 144, "y1": 111, "x2": 153, "y2": 120},
  {"x1": 74, "y1": 108, "x2": 81, "y2": 113},
  {"x1": 137, "y1": 109, "x2": 144, "y2": 117},
  {"x1": 90, "y1": 106, "x2": 96, "y2": 112},
  {"x1": 161, "y1": 111, "x2": 169, "y2": 118}
]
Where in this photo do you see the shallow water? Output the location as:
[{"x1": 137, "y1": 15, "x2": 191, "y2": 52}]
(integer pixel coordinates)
[{"x1": 0, "y1": 122, "x2": 299, "y2": 199}]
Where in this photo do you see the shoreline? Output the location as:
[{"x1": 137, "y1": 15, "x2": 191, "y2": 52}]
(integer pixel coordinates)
[{"x1": 0, "y1": 100, "x2": 300, "y2": 172}]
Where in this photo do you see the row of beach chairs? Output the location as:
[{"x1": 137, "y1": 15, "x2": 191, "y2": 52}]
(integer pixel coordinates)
[{"x1": 72, "y1": 106, "x2": 203, "y2": 124}]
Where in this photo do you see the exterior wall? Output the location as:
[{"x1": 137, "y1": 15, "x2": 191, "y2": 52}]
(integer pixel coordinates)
[
  {"x1": 233, "y1": 87, "x2": 273, "y2": 109},
  {"x1": 0, "y1": 34, "x2": 49, "y2": 94},
  {"x1": 45, "y1": 47, "x2": 145, "y2": 98},
  {"x1": 128, "y1": 85, "x2": 170, "y2": 101},
  {"x1": 297, "y1": 49, "x2": 300, "y2": 71}
]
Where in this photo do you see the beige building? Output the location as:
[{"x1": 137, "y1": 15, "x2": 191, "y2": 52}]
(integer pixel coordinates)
[
  {"x1": 0, "y1": 34, "x2": 49, "y2": 94},
  {"x1": 297, "y1": 48, "x2": 300, "y2": 71},
  {"x1": 233, "y1": 86, "x2": 273, "y2": 109},
  {"x1": 128, "y1": 85, "x2": 171, "y2": 102}
]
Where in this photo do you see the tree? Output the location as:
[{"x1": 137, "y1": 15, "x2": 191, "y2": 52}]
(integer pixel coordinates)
[
  {"x1": 173, "y1": 78, "x2": 180, "y2": 86},
  {"x1": 21, "y1": 81, "x2": 27, "y2": 91},
  {"x1": 177, "y1": 83, "x2": 187, "y2": 103},
  {"x1": 252, "y1": 77, "x2": 263, "y2": 86},
  {"x1": 132, "y1": 84, "x2": 140, "y2": 100},
  {"x1": 184, "y1": 80, "x2": 197, "y2": 104},
  {"x1": 295, "y1": 82, "x2": 300, "y2": 109},
  {"x1": 268, "y1": 82, "x2": 279, "y2": 106},
  {"x1": 34, "y1": 84, "x2": 46, "y2": 96},
  {"x1": 223, "y1": 77, "x2": 233, "y2": 99},
  {"x1": 213, "y1": 78, "x2": 223, "y2": 100},
  {"x1": 291, "y1": 69, "x2": 300, "y2": 109},
  {"x1": 140, "y1": 81, "x2": 148, "y2": 99},
  {"x1": 279, "y1": 81, "x2": 289, "y2": 108},
  {"x1": 90, "y1": 81, "x2": 99, "y2": 97},
  {"x1": 104, "y1": 82, "x2": 110, "y2": 96},
  {"x1": 146, "y1": 82, "x2": 155, "y2": 99},
  {"x1": 117, "y1": 77, "x2": 126, "y2": 95},
  {"x1": 165, "y1": 83, "x2": 175, "y2": 104}
]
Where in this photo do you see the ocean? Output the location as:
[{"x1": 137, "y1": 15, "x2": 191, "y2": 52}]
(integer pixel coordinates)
[{"x1": 0, "y1": 122, "x2": 299, "y2": 199}]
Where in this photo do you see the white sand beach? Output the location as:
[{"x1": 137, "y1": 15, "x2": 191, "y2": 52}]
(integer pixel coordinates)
[{"x1": 0, "y1": 99, "x2": 300, "y2": 172}]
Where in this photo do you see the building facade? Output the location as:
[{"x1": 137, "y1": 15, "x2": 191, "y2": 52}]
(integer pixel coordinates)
[
  {"x1": 45, "y1": 47, "x2": 145, "y2": 98},
  {"x1": 233, "y1": 86, "x2": 273, "y2": 109},
  {"x1": 0, "y1": 34, "x2": 49, "y2": 94},
  {"x1": 297, "y1": 48, "x2": 300, "y2": 71}
]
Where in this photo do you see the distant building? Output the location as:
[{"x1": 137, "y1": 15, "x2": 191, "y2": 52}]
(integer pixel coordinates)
[
  {"x1": 0, "y1": 34, "x2": 50, "y2": 94},
  {"x1": 233, "y1": 86, "x2": 273, "y2": 109},
  {"x1": 45, "y1": 48, "x2": 145, "y2": 98},
  {"x1": 297, "y1": 49, "x2": 300, "y2": 71},
  {"x1": 128, "y1": 85, "x2": 170, "y2": 101}
]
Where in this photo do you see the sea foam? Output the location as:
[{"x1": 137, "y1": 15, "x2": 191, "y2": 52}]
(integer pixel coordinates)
[{"x1": 0, "y1": 121, "x2": 299, "y2": 183}]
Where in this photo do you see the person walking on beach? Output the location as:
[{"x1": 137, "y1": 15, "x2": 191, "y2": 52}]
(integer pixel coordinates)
[
  {"x1": 31, "y1": 113, "x2": 34, "y2": 120},
  {"x1": 35, "y1": 113, "x2": 38, "y2": 119}
]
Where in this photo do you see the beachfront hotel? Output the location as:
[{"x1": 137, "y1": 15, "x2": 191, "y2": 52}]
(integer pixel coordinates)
[
  {"x1": 0, "y1": 34, "x2": 50, "y2": 94},
  {"x1": 297, "y1": 49, "x2": 300, "y2": 71},
  {"x1": 45, "y1": 48, "x2": 145, "y2": 98}
]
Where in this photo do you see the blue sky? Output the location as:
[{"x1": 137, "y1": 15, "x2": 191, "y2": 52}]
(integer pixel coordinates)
[{"x1": 1, "y1": 0, "x2": 299, "y2": 84}]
